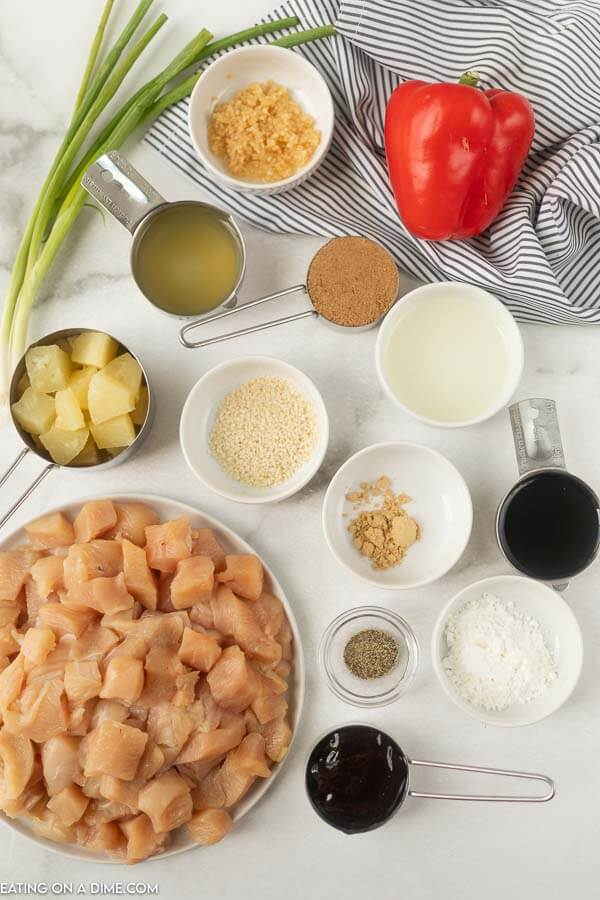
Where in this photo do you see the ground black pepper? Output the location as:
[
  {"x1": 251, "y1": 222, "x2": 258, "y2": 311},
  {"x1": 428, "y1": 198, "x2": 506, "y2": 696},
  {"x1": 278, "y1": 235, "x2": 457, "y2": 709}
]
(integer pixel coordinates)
[{"x1": 343, "y1": 628, "x2": 399, "y2": 679}]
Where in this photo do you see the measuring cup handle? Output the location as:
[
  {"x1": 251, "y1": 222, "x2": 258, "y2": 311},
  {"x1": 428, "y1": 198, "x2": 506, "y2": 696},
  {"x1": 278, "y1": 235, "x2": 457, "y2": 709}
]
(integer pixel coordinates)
[
  {"x1": 407, "y1": 758, "x2": 555, "y2": 802},
  {"x1": 0, "y1": 447, "x2": 30, "y2": 490},
  {"x1": 509, "y1": 399, "x2": 567, "y2": 477},
  {"x1": 0, "y1": 463, "x2": 56, "y2": 531},
  {"x1": 81, "y1": 150, "x2": 166, "y2": 234},
  {"x1": 179, "y1": 284, "x2": 310, "y2": 349}
]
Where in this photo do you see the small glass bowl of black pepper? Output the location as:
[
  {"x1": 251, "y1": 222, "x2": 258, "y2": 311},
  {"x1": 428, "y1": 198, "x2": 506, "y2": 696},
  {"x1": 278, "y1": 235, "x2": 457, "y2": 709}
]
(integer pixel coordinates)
[{"x1": 319, "y1": 606, "x2": 419, "y2": 707}]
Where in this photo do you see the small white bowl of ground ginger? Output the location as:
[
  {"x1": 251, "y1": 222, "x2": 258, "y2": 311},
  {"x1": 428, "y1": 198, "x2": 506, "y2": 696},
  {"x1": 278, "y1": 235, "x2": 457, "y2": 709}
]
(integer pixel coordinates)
[
  {"x1": 180, "y1": 356, "x2": 329, "y2": 503},
  {"x1": 322, "y1": 443, "x2": 473, "y2": 589},
  {"x1": 188, "y1": 45, "x2": 334, "y2": 195}
]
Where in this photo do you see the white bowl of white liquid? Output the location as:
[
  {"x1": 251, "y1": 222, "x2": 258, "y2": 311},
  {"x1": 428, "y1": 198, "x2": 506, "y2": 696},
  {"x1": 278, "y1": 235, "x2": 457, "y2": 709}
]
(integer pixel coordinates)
[{"x1": 375, "y1": 282, "x2": 524, "y2": 428}]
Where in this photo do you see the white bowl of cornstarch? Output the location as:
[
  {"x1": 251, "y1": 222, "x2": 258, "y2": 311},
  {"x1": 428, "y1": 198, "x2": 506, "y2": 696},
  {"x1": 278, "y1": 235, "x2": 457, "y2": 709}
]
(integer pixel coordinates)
[
  {"x1": 432, "y1": 575, "x2": 583, "y2": 727},
  {"x1": 180, "y1": 356, "x2": 329, "y2": 503}
]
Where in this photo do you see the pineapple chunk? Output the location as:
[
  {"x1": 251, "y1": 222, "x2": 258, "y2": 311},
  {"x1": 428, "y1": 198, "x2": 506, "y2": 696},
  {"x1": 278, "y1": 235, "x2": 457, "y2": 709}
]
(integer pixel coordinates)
[
  {"x1": 55, "y1": 388, "x2": 86, "y2": 431},
  {"x1": 25, "y1": 345, "x2": 72, "y2": 393},
  {"x1": 16, "y1": 371, "x2": 30, "y2": 397},
  {"x1": 39, "y1": 425, "x2": 89, "y2": 465},
  {"x1": 11, "y1": 387, "x2": 56, "y2": 435},
  {"x1": 88, "y1": 369, "x2": 136, "y2": 425},
  {"x1": 71, "y1": 434, "x2": 102, "y2": 467},
  {"x1": 68, "y1": 366, "x2": 97, "y2": 410},
  {"x1": 102, "y1": 353, "x2": 143, "y2": 397},
  {"x1": 131, "y1": 385, "x2": 149, "y2": 425},
  {"x1": 70, "y1": 332, "x2": 118, "y2": 369},
  {"x1": 90, "y1": 414, "x2": 135, "y2": 450}
]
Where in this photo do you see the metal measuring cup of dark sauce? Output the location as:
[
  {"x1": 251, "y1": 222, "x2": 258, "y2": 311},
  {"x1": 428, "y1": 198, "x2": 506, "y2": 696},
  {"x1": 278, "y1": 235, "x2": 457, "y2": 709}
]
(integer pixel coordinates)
[
  {"x1": 81, "y1": 151, "x2": 246, "y2": 319},
  {"x1": 0, "y1": 328, "x2": 153, "y2": 531},
  {"x1": 305, "y1": 724, "x2": 555, "y2": 834},
  {"x1": 496, "y1": 399, "x2": 600, "y2": 589}
]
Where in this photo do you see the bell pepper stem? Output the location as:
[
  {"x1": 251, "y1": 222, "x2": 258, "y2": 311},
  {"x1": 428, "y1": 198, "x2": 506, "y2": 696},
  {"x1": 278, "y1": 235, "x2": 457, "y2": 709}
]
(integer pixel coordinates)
[{"x1": 459, "y1": 70, "x2": 480, "y2": 87}]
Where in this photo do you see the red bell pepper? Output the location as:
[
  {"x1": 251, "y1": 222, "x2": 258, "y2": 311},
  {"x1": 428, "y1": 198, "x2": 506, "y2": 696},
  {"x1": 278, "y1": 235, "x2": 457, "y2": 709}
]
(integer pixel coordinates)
[{"x1": 384, "y1": 72, "x2": 535, "y2": 240}]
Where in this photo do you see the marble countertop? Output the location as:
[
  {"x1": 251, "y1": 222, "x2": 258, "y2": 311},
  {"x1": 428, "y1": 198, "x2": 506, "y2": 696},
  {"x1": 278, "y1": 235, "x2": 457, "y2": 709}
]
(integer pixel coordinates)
[{"x1": 1, "y1": 2, "x2": 599, "y2": 897}]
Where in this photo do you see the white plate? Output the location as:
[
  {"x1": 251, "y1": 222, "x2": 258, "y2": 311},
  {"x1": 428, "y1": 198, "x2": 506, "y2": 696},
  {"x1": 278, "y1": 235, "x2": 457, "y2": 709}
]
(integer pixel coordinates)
[
  {"x1": 431, "y1": 574, "x2": 583, "y2": 727},
  {"x1": 0, "y1": 493, "x2": 305, "y2": 863},
  {"x1": 180, "y1": 356, "x2": 329, "y2": 504},
  {"x1": 322, "y1": 442, "x2": 473, "y2": 589},
  {"x1": 188, "y1": 45, "x2": 334, "y2": 195}
]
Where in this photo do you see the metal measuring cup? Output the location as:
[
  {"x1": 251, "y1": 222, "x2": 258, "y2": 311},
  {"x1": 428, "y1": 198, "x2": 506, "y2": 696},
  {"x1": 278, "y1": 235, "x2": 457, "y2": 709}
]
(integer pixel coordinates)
[
  {"x1": 178, "y1": 236, "x2": 400, "y2": 349},
  {"x1": 496, "y1": 398, "x2": 600, "y2": 589},
  {"x1": 305, "y1": 724, "x2": 554, "y2": 834},
  {"x1": 0, "y1": 328, "x2": 153, "y2": 531},
  {"x1": 81, "y1": 151, "x2": 245, "y2": 318}
]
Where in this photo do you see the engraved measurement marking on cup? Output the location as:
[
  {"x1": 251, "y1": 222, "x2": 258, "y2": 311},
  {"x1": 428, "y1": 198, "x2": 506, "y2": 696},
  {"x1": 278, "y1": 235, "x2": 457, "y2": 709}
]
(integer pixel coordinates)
[{"x1": 509, "y1": 399, "x2": 565, "y2": 476}]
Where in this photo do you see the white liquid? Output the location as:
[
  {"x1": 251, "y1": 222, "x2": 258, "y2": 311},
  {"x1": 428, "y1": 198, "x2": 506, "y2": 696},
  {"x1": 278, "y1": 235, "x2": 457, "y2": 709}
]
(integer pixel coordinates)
[{"x1": 383, "y1": 293, "x2": 508, "y2": 423}]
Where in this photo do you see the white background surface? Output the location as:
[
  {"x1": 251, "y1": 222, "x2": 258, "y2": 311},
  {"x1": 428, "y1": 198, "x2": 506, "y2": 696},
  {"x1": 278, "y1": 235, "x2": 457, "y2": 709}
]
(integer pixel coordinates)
[{"x1": 1, "y1": 1, "x2": 599, "y2": 897}]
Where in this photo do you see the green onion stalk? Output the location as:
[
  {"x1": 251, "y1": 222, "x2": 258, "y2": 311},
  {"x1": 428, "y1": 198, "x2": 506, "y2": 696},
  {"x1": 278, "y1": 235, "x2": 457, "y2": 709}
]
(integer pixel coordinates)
[{"x1": 0, "y1": 1, "x2": 336, "y2": 405}]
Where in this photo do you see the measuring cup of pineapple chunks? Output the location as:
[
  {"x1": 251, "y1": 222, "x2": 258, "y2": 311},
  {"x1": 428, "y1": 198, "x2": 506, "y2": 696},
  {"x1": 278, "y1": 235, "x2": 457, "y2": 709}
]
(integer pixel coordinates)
[{"x1": 1, "y1": 328, "x2": 153, "y2": 530}]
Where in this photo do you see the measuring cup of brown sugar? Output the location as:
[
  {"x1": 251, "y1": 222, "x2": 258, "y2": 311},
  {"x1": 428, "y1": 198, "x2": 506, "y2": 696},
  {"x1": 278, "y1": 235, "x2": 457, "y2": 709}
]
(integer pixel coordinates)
[
  {"x1": 178, "y1": 235, "x2": 400, "y2": 348},
  {"x1": 82, "y1": 151, "x2": 246, "y2": 319},
  {"x1": 496, "y1": 398, "x2": 600, "y2": 589}
]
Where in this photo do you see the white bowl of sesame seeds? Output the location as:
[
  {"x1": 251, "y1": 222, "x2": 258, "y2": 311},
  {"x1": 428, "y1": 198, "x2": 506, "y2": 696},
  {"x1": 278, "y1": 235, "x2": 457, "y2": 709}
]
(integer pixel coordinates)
[{"x1": 180, "y1": 356, "x2": 329, "y2": 504}]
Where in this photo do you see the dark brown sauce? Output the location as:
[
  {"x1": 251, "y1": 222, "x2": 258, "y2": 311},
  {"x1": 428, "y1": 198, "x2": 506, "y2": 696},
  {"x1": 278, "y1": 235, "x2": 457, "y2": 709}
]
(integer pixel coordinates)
[{"x1": 305, "y1": 724, "x2": 408, "y2": 833}]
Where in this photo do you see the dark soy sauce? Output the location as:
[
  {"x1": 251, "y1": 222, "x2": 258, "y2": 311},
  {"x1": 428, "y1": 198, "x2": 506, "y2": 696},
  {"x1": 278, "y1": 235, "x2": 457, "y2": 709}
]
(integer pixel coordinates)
[
  {"x1": 305, "y1": 724, "x2": 408, "y2": 834},
  {"x1": 498, "y1": 470, "x2": 600, "y2": 581}
]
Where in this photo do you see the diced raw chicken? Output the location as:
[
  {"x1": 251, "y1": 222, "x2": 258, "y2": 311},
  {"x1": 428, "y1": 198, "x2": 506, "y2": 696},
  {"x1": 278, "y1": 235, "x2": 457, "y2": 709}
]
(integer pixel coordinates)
[
  {"x1": 47, "y1": 784, "x2": 89, "y2": 826},
  {"x1": 191, "y1": 767, "x2": 226, "y2": 810},
  {"x1": 63, "y1": 540, "x2": 122, "y2": 591},
  {"x1": 0, "y1": 656, "x2": 25, "y2": 710},
  {"x1": 146, "y1": 704, "x2": 193, "y2": 751},
  {"x1": 22, "y1": 636, "x2": 72, "y2": 685},
  {"x1": 0, "y1": 549, "x2": 41, "y2": 604},
  {"x1": 68, "y1": 626, "x2": 119, "y2": 662},
  {"x1": 106, "y1": 502, "x2": 160, "y2": 547},
  {"x1": 278, "y1": 619, "x2": 294, "y2": 662},
  {"x1": 111, "y1": 611, "x2": 186, "y2": 647},
  {"x1": 29, "y1": 807, "x2": 75, "y2": 844},
  {"x1": 0, "y1": 604, "x2": 21, "y2": 628},
  {"x1": 211, "y1": 585, "x2": 281, "y2": 665},
  {"x1": 21, "y1": 626, "x2": 56, "y2": 670},
  {"x1": 26, "y1": 512, "x2": 75, "y2": 549},
  {"x1": 192, "y1": 682, "x2": 222, "y2": 733},
  {"x1": 217, "y1": 554, "x2": 264, "y2": 602},
  {"x1": 122, "y1": 540, "x2": 157, "y2": 610},
  {"x1": 100, "y1": 657, "x2": 144, "y2": 704},
  {"x1": 173, "y1": 671, "x2": 199, "y2": 707},
  {"x1": 25, "y1": 578, "x2": 45, "y2": 622},
  {"x1": 178, "y1": 628, "x2": 222, "y2": 672},
  {"x1": 262, "y1": 715, "x2": 293, "y2": 763},
  {"x1": 251, "y1": 679, "x2": 288, "y2": 725},
  {"x1": 189, "y1": 599, "x2": 214, "y2": 629},
  {"x1": 84, "y1": 720, "x2": 148, "y2": 780},
  {"x1": 139, "y1": 646, "x2": 185, "y2": 707},
  {"x1": 175, "y1": 714, "x2": 245, "y2": 766},
  {"x1": 30, "y1": 556, "x2": 65, "y2": 598},
  {"x1": 260, "y1": 668, "x2": 288, "y2": 695},
  {"x1": 5, "y1": 678, "x2": 68, "y2": 742},
  {"x1": 156, "y1": 572, "x2": 175, "y2": 612},
  {"x1": 67, "y1": 700, "x2": 95, "y2": 737},
  {"x1": 98, "y1": 775, "x2": 140, "y2": 811},
  {"x1": 90, "y1": 700, "x2": 128, "y2": 728},
  {"x1": 206, "y1": 646, "x2": 260, "y2": 714},
  {"x1": 145, "y1": 518, "x2": 192, "y2": 573},
  {"x1": 0, "y1": 730, "x2": 34, "y2": 799},
  {"x1": 138, "y1": 770, "x2": 193, "y2": 832},
  {"x1": 253, "y1": 592, "x2": 285, "y2": 639},
  {"x1": 274, "y1": 659, "x2": 291, "y2": 680},
  {"x1": 38, "y1": 602, "x2": 98, "y2": 637},
  {"x1": 73, "y1": 501, "x2": 116, "y2": 543},
  {"x1": 85, "y1": 798, "x2": 134, "y2": 823},
  {"x1": 0, "y1": 625, "x2": 20, "y2": 658},
  {"x1": 105, "y1": 635, "x2": 148, "y2": 663},
  {"x1": 41, "y1": 734, "x2": 81, "y2": 795},
  {"x1": 218, "y1": 761, "x2": 253, "y2": 808},
  {"x1": 170, "y1": 556, "x2": 214, "y2": 609},
  {"x1": 120, "y1": 813, "x2": 167, "y2": 862},
  {"x1": 187, "y1": 808, "x2": 232, "y2": 846},
  {"x1": 82, "y1": 821, "x2": 125, "y2": 855},
  {"x1": 64, "y1": 660, "x2": 102, "y2": 703},
  {"x1": 191, "y1": 528, "x2": 226, "y2": 572},
  {"x1": 70, "y1": 573, "x2": 134, "y2": 615},
  {"x1": 136, "y1": 741, "x2": 165, "y2": 781}
]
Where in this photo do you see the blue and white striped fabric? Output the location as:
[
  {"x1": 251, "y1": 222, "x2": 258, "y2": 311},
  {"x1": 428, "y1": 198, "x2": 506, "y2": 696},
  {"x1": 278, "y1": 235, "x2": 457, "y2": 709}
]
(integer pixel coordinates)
[{"x1": 145, "y1": 0, "x2": 600, "y2": 324}]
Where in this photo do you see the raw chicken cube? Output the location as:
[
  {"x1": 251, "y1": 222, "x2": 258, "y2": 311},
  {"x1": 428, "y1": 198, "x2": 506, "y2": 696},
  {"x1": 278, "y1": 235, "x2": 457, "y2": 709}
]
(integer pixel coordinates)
[
  {"x1": 122, "y1": 539, "x2": 157, "y2": 610},
  {"x1": 38, "y1": 602, "x2": 98, "y2": 638},
  {"x1": 138, "y1": 770, "x2": 193, "y2": 832},
  {"x1": 120, "y1": 813, "x2": 167, "y2": 862},
  {"x1": 170, "y1": 556, "x2": 214, "y2": 609},
  {"x1": 25, "y1": 512, "x2": 74, "y2": 549},
  {"x1": 63, "y1": 540, "x2": 122, "y2": 590},
  {"x1": 206, "y1": 646, "x2": 260, "y2": 713},
  {"x1": 47, "y1": 784, "x2": 89, "y2": 826},
  {"x1": 175, "y1": 714, "x2": 245, "y2": 766},
  {"x1": 0, "y1": 731, "x2": 34, "y2": 800},
  {"x1": 0, "y1": 548, "x2": 41, "y2": 604},
  {"x1": 30, "y1": 556, "x2": 64, "y2": 598},
  {"x1": 217, "y1": 554, "x2": 263, "y2": 601},
  {"x1": 178, "y1": 628, "x2": 221, "y2": 673},
  {"x1": 73, "y1": 500, "x2": 117, "y2": 543},
  {"x1": 191, "y1": 528, "x2": 226, "y2": 572},
  {"x1": 105, "y1": 502, "x2": 159, "y2": 546},
  {"x1": 84, "y1": 720, "x2": 148, "y2": 781},
  {"x1": 64, "y1": 660, "x2": 102, "y2": 703},
  {"x1": 100, "y1": 657, "x2": 144, "y2": 704},
  {"x1": 71, "y1": 573, "x2": 134, "y2": 615},
  {"x1": 212, "y1": 585, "x2": 281, "y2": 666},
  {"x1": 21, "y1": 627, "x2": 56, "y2": 670},
  {"x1": 187, "y1": 808, "x2": 232, "y2": 846},
  {"x1": 41, "y1": 734, "x2": 81, "y2": 796},
  {"x1": 145, "y1": 518, "x2": 192, "y2": 573}
]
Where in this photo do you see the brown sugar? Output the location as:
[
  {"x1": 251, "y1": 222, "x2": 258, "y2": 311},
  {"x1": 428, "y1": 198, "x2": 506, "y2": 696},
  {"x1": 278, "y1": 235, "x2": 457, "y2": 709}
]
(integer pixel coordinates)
[
  {"x1": 346, "y1": 475, "x2": 420, "y2": 570},
  {"x1": 307, "y1": 237, "x2": 398, "y2": 327}
]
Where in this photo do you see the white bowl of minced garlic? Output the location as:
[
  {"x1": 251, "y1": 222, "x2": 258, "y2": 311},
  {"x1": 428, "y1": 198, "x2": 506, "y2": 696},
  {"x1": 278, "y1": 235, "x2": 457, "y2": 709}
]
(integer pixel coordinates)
[
  {"x1": 188, "y1": 45, "x2": 335, "y2": 195},
  {"x1": 180, "y1": 356, "x2": 329, "y2": 503}
]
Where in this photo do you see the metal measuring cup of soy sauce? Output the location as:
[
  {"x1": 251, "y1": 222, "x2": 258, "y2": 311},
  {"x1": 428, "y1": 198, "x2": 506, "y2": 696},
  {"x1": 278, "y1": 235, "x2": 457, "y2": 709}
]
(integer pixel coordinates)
[
  {"x1": 0, "y1": 328, "x2": 153, "y2": 531},
  {"x1": 81, "y1": 151, "x2": 246, "y2": 319},
  {"x1": 305, "y1": 724, "x2": 555, "y2": 834},
  {"x1": 496, "y1": 398, "x2": 600, "y2": 590}
]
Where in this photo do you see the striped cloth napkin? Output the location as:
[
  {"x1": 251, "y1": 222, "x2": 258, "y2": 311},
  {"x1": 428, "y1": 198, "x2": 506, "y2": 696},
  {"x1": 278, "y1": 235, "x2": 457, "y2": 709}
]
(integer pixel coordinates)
[{"x1": 145, "y1": 0, "x2": 600, "y2": 324}]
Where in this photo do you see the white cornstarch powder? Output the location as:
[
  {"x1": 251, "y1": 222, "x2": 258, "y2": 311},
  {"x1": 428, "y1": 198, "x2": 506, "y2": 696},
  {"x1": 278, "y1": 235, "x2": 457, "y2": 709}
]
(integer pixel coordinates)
[
  {"x1": 209, "y1": 376, "x2": 318, "y2": 487},
  {"x1": 442, "y1": 593, "x2": 557, "y2": 711}
]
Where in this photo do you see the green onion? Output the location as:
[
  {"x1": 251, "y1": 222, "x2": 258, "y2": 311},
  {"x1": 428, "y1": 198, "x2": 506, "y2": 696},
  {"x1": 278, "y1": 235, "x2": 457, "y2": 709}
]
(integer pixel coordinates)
[{"x1": 1, "y1": 2, "x2": 336, "y2": 401}]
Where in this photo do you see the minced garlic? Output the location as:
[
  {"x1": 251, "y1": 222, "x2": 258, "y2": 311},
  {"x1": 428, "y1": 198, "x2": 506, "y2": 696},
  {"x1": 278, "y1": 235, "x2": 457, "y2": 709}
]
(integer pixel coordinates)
[{"x1": 208, "y1": 80, "x2": 320, "y2": 182}]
